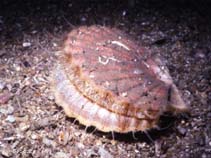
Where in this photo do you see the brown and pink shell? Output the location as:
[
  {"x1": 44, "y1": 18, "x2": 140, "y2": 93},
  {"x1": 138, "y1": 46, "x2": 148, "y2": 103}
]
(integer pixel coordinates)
[{"x1": 51, "y1": 25, "x2": 188, "y2": 133}]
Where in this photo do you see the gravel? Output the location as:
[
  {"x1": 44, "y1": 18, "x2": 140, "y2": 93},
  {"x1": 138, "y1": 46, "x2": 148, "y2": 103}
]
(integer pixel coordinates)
[{"x1": 0, "y1": 0, "x2": 210, "y2": 157}]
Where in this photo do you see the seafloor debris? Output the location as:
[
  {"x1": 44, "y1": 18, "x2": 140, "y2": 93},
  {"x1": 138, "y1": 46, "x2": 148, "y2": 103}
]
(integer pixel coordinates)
[
  {"x1": 0, "y1": 91, "x2": 12, "y2": 104},
  {"x1": 52, "y1": 25, "x2": 188, "y2": 133}
]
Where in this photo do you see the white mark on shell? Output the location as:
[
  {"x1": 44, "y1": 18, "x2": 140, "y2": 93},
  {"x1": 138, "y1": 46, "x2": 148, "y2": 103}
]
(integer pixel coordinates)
[
  {"x1": 133, "y1": 58, "x2": 137, "y2": 62},
  {"x1": 111, "y1": 40, "x2": 130, "y2": 51},
  {"x1": 143, "y1": 61, "x2": 150, "y2": 68},
  {"x1": 97, "y1": 108, "x2": 108, "y2": 119},
  {"x1": 89, "y1": 72, "x2": 95, "y2": 78},
  {"x1": 121, "y1": 92, "x2": 128, "y2": 97},
  {"x1": 98, "y1": 55, "x2": 120, "y2": 65},
  {"x1": 147, "y1": 81, "x2": 152, "y2": 85},
  {"x1": 95, "y1": 47, "x2": 99, "y2": 51},
  {"x1": 89, "y1": 74, "x2": 95, "y2": 78},
  {"x1": 133, "y1": 69, "x2": 143, "y2": 75},
  {"x1": 104, "y1": 81, "x2": 110, "y2": 87}
]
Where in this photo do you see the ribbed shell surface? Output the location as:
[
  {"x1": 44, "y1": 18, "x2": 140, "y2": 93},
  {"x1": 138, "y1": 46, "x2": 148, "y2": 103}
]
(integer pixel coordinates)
[{"x1": 52, "y1": 25, "x2": 188, "y2": 133}]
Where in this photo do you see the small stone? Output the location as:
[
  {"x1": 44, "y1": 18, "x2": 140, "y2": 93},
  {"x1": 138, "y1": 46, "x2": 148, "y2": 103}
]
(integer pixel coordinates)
[
  {"x1": 155, "y1": 140, "x2": 161, "y2": 157},
  {"x1": 22, "y1": 42, "x2": 31, "y2": 47},
  {"x1": 77, "y1": 142, "x2": 85, "y2": 149},
  {"x1": 54, "y1": 152, "x2": 69, "y2": 158},
  {"x1": 0, "y1": 105, "x2": 14, "y2": 115},
  {"x1": 177, "y1": 126, "x2": 187, "y2": 136},
  {"x1": 53, "y1": 42, "x2": 58, "y2": 47},
  {"x1": 43, "y1": 137, "x2": 56, "y2": 147},
  {"x1": 0, "y1": 147, "x2": 13, "y2": 157},
  {"x1": 7, "y1": 105, "x2": 14, "y2": 114},
  {"x1": 86, "y1": 148, "x2": 98, "y2": 157},
  {"x1": 98, "y1": 147, "x2": 113, "y2": 158},
  {"x1": 58, "y1": 131, "x2": 70, "y2": 145},
  {"x1": 122, "y1": 10, "x2": 127, "y2": 16},
  {"x1": 134, "y1": 149, "x2": 139, "y2": 153},
  {"x1": 33, "y1": 117, "x2": 50, "y2": 130},
  {"x1": 31, "y1": 133, "x2": 38, "y2": 140},
  {"x1": 202, "y1": 153, "x2": 207, "y2": 158},
  {"x1": 15, "y1": 115, "x2": 29, "y2": 122},
  {"x1": 0, "y1": 108, "x2": 7, "y2": 114},
  {"x1": 19, "y1": 122, "x2": 30, "y2": 131},
  {"x1": 6, "y1": 115, "x2": 16, "y2": 123},
  {"x1": 23, "y1": 61, "x2": 31, "y2": 67},
  {"x1": 96, "y1": 140, "x2": 102, "y2": 146},
  {"x1": 69, "y1": 147, "x2": 80, "y2": 157},
  {"x1": 0, "y1": 91, "x2": 11, "y2": 104},
  {"x1": 195, "y1": 49, "x2": 206, "y2": 59},
  {"x1": 81, "y1": 17, "x2": 86, "y2": 22},
  {"x1": 48, "y1": 95, "x2": 54, "y2": 100},
  {"x1": 0, "y1": 81, "x2": 5, "y2": 91},
  {"x1": 74, "y1": 132, "x2": 81, "y2": 137},
  {"x1": 14, "y1": 65, "x2": 21, "y2": 71},
  {"x1": 31, "y1": 30, "x2": 37, "y2": 34}
]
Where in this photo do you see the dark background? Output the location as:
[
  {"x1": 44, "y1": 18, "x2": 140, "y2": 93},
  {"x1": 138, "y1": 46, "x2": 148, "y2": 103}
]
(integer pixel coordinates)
[{"x1": 0, "y1": 0, "x2": 210, "y2": 158}]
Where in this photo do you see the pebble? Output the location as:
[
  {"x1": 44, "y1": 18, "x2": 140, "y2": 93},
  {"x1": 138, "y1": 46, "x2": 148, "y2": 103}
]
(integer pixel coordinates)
[
  {"x1": 74, "y1": 132, "x2": 81, "y2": 137},
  {"x1": 54, "y1": 152, "x2": 69, "y2": 158},
  {"x1": 195, "y1": 49, "x2": 206, "y2": 59},
  {"x1": 14, "y1": 65, "x2": 21, "y2": 71},
  {"x1": 6, "y1": 115, "x2": 16, "y2": 123},
  {"x1": 202, "y1": 153, "x2": 207, "y2": 158},
  {"x1": 48, "y1": 95, "x2": 54, "y2": 100},
  {"x1": 0, "y1": 147, "x2": 13, "y2": 157},
  {"x1": 0, "y1": 105, "x2": 14, "y2": 115},
  {"x1": 177, "y1": 126, "x2": 187, "y2": 136},
  {"x1": 69, "y1": 147, "x2": 80, "y2": 157},
  {"x1": 80, "y1": 17, "x2": 86, "y2": 22},
  {"x1": 19, "y1": 122, "x2": 30, "y2": 131},
  {"x1": 155, "y1": 140, "x2": 161, "y2": 157},
  {"x1": 22, "y1": 42, "x2": 31, "y2": 47},
  {"x1": 31, "y1": 30, "x2": 37, "y2": 34},
  {"x1": 0, "y1": 108, "x2": 7, "y2": 114},
  {"x1": 122, "y1": 10, "x2": 127, "y2": 16},
  {"x1": 7, "y1": 105, "x2": 14, "y2": 114},
  {"x1": 86, "y1": 149, "x2": 98, "y2": 157},
  {"x1": 0, "y1": 91, "x2": 11, "y2": 104},
  {"x1": 98, "y1": 147, "x2": 113, "y2": 158},
  {"x1": 23, "y1": 61, "x2": 31, "y2": 67},
  {"x1": 53, "y1": 42, "x2": 58, "y2": 47},
  {"x1": 33, "y1": 117, "x2": 50, "y2": 130},
  {"x1": 96, "y1": 140, "x2": 103, "y2": 146},
  {"x1": 58, "y1": 131, "x2": 70, "y2": 145},
  {"x1": 77, "y1": 142, "x2": 85, "y2": 149},
  {"x1": 0, "y1": 81, "x2": 5, "y2": 91},
  {"x1": 31, "y1": 133, "x2": 39, "y2": 140},
  {"x1": 42, "y1": 137, "x2": 56, "y2": 148}
]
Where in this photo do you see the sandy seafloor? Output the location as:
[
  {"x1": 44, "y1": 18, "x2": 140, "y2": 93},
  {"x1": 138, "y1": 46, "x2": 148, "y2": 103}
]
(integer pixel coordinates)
[{"x1": 0, "y1": 0, "x2": 210, "y2": 157}]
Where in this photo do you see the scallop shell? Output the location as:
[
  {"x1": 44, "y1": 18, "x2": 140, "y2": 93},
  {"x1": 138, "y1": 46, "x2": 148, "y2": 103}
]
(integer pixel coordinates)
[{"x1": 52, "y1": 25, "x2": 188, "y2": 133}]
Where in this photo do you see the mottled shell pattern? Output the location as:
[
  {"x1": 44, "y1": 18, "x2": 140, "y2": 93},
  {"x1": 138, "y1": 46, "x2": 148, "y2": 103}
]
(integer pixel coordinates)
[{"x1": 52, "y1": 25, "x2": 188, "y2": 133}]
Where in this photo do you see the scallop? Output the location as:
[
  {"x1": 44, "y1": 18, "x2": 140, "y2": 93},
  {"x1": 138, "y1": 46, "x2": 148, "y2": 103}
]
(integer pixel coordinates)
[{"x1": 51, "y1": 25, "x2": 188, "y2": 133}]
